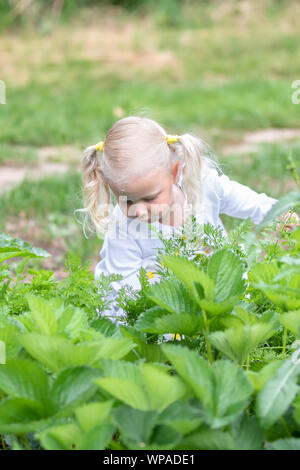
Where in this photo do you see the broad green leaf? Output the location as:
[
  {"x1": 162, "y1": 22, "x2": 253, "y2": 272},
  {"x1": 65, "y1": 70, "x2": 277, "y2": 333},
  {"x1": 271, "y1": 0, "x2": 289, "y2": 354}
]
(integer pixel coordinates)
[
  {"x1": 36, "y1": 422, "x2": 82, "y2": 450},
  {"x1": 162, "y1": 344, "x2": 252, "y2": 428},
  {"x1": 113, "y1": 405, "x2": 159, "y2": 447},
  {"x1": 250, "y1": 262, "x2": 280, "y2": 284},
  {"x1": 0, "y1": 397, "x2": 52, "y2": 433},
  {"x1": 175, "y1": 426, "x2": 236, "y2": 450},
  {"x1": 231, "y1": 414, "x2": 264, "y2": 450},
  {"x1": 256, "y1": 358, "x2": 300, "y2": 428},
  {"x1": 207, "y1": 248, "x2": 245, "y2": 301},
  {"x1": 90, "y1": 317, "x2": 120, "y2": 337},
  {"x1": 0, "y1": 233, "x2": 51, "y2": 263},
  {"x1": 158, "y1": 401, "x2": 203, "y2": 435},
  {"x1": 0, "y1": 324, "x2": 22, "y2": 358},
  {"x1": 162, "y1": 255, "x2": 215, "y2": 304},
  {"x1": 25, "y1": 294, "x2": 57, "y2": 336},
  {"x1": 251, "y1": 277, "x2": 300, "y2": 310},
  {"x1": 137, "y1": 309, "x2": 203, "y2": 336},
  {"x1": 75, "y1": 401, "x2": 113, "y2": 432},
  {"x1": 199, "y1": 297, "x2": 240, "y2": 317},
  {"x1": 269, "y1": 438, "x2": 300, "y2": 450},
  {"x1": 78, "y1": 423, "x2": 116, "y2": 450},
  {"x1": 155, "y1": 313, "x2": 203, "y2": 336},
  {"x1": 141, "y1": 363, "x2": 189, "y2": 410},
  {"x1": 51, "y1": 367, "x2": 102, "y2": 417},
  {"x1": 18, "y1": 333, "x2": 136, "y2": 373},
  {"x1": 95, "y1": 359, "x2": 187, "y2": 411},
  {"x1": 146, "y1": 424, "x2": 182, "y2": 450},
  {"x1": 57, "y1": 305, "x2": 89, "y2": 339},
  {"x1": 279, "y1": 310, "x2": 300, "y2": 336},
  {"x1": 246, "y1": 360, "x2": 284, "y2": 392},
  {"x1": 146, "y1": 279, "x2": 199, "y2": 315},
  {"x1": 0, "y1": 358, "x2": 49, "y2": 410},
  {"x1": 135, "y1": 307, "x2": 170, "y2": 334},
  {"x1": 118, "y1": 325, "x2": 166, "y2": 363},
  {"x1": 208, "y1": 323, "x2": 276, "y2": 364}
]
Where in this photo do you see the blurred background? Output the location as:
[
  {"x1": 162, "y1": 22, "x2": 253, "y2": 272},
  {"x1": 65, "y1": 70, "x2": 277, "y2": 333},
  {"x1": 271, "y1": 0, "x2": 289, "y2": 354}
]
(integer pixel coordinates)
[{"x1": 0, "y1": 0, "x2": 300, "y2": 279}]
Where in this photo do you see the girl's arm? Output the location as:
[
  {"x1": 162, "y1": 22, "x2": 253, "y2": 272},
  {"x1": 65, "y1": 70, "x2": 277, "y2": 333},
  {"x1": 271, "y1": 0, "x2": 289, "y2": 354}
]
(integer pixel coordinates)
[{"x1": 212, "y1": 171, "x2": 279, "y2": 225}]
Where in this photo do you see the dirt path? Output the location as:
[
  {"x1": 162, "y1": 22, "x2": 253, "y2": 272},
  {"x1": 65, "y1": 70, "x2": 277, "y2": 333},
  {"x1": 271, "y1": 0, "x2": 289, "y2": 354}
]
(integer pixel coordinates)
[
  {"x1": 1, "y1": 128, "x2": 300, "y2": 194},
  {"x1": 222, "y1": 128, "x2": 300, "y2": 155},
  {"x1": 0, "y1": 145, "x2": 81, "y2": 194}
]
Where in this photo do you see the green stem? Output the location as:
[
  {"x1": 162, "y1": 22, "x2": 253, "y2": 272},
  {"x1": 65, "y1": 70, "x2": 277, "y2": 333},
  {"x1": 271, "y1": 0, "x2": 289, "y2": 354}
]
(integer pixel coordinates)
[
  {"x1": 1, "y1": 434, "x2": 6, "y2": 450},
  {"x1": 282, "y1": 327, "x2": 287, "y2": 356},
  {"x1": 21, "y1": 434, "x2": 31, "y2": 450},
  {"x1": 202, "y1": 310, "x2": 213, "y2": 365},
  {"x1": 280, "y1": 416, "x2": 292, "y2": 438},
  {"x1": 246, "y1": 354, "x2": 250, "y2": 371}
]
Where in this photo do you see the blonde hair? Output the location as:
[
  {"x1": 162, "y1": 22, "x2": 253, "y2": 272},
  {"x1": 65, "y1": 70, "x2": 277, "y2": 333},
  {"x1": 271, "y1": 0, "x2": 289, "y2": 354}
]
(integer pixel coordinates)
[{"x1": 75, "y1": 116, "x2": 223, "y2": 238}]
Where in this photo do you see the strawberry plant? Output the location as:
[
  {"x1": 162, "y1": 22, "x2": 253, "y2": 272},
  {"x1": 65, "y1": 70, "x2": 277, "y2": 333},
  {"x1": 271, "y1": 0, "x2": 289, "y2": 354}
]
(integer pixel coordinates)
[{"x1": 0, "y1": 191, "x2": 299, "y2": 450}]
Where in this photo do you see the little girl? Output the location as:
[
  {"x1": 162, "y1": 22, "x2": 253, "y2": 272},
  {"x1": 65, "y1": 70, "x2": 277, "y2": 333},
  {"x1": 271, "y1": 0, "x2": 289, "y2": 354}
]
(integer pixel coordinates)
[{"x1": 77, "y1": 116, "x2": 298, "y2": 324}]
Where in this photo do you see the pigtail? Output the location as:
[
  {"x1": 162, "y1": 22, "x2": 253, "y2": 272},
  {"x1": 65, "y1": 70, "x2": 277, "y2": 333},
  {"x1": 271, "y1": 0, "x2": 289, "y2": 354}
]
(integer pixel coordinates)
[
  {"x1": 175, "y1": 133, "x2": 223, "y2": 218},
  {"x1": 75, "y1": 144, "x2": 112, "y2": 238}
]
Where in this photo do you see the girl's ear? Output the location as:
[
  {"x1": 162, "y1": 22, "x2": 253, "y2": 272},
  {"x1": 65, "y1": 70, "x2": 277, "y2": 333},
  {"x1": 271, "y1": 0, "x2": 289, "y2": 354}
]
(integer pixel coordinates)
[{"x1": 171, "y1": 160, "x2": 182, "y2": 184}]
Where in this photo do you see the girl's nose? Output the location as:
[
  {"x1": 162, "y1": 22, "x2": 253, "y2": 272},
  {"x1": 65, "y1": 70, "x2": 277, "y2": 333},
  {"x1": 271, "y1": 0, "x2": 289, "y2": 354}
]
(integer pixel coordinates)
[{"x1": 129, "y1": 203, "x2": 147, "y2": 219}]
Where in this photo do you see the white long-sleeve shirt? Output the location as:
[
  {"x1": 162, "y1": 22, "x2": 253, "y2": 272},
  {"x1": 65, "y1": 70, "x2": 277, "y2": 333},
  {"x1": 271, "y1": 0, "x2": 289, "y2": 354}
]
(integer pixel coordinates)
[{"x1": 94, "y1": 162, "x2": 278, "y2": 324}]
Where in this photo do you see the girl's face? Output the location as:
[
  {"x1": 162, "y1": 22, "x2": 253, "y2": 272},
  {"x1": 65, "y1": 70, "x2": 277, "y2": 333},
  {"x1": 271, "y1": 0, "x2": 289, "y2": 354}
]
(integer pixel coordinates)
[{"x1": 109, "y1": 160, "x2": 182, "y2": 224}]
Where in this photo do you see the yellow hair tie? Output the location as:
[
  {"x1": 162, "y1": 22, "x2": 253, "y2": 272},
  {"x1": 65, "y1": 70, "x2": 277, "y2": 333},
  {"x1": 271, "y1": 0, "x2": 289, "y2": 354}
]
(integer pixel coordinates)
[
  {"x1": 166, "y1": 135, "x2": 179, "y2": 144},
  {"x1": 94, "y1": 140, "x2": 104, "y2": 152}
]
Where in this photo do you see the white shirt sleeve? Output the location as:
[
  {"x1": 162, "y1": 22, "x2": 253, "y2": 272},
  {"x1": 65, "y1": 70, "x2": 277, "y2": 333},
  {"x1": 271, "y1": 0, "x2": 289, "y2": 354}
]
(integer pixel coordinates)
[{"x1": 212, "y1": 170, "x2": 279, "y2": 225}]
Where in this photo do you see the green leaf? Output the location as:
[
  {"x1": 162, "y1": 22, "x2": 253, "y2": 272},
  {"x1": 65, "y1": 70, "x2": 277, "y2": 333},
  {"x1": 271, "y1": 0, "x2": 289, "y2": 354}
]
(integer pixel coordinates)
[
  {"x1": 158, "y1": 401, "x2": 203, "y2": 435},
  {"x1": 36, "y1": 422, "x2": 82, "y2": 450},
  {"x1": 25, "y1": 294, "x2": 58, "y2": 336},
  {"x1": 0, "y1": 397, "x2": 52, "y2": 433},
  {"x1": 136, "y1": 309, "x2": 203, "y2": 336},
  {"x1": 250, "y1": 262, "x2": 280, "y2": 284},
  {"x1": 146, "y1": 279, "x2": 199, "y2": 314},
  {"x1": 95, "y1": 359, "x2": 188, "y2": 412},
  {"x1": 162, "y1": 255, "x2": 215, "y2": 304},
  {"x1": 162, "y1": 344, "x2": 252, "y2": 428},
  {"x1": 256, "y1": 358, "x2": 300, "y2": 428},
  {"x1": 78, "y1": 423, "x2": 116, "y2": 450},
  {"x1": 147, "y1": 424, "x2": 182, "y2": 450},
  {"x1": 51, "y1": 367, "x2": 102, "y2": 418},
  {"x1": 246, "y1": 360, "x2": 284, "y2": 392},
  {"x1": 208, "y1": 323, "x2": 276, "y2": 364},
  {"x1": 75, "y1": 401, "x2": 113, "y2": 432},
  {"x1": 199, "y1": 297, "x2": 239, "y2": 317},
  {"x1": 19, "y1": 333, "x2": 136, "y2": 373},
  {"x1": 57, "y1": 305, "x2": 89, "y2": 339},
  {"x1": 231, "y1": 414, "x2": 264, "y2": 450},
  {"x1": 0, "y1": 358, "x2": 49, "y2": 410},
  {"x1": 0, "y1": 232, "x2": 51, "y2": 263},
  {"x1": 175, "y1": 427, "x2": 236, "y2": 450},
  {"x1": 207, "y1": 248, "x2": 245, "y2": 301},
  {"x1": 279, "y1": 310, "x2": 300, "y2": 336},
  {"x1": 0, "y1": 324, "x2": 22, "y2": 358},
  {"x1": 113, "y1": 405, "x2": 159, "y2": 447},
  {"x1": 268, "y1": 438, "x2": 300, "y2": 450}
]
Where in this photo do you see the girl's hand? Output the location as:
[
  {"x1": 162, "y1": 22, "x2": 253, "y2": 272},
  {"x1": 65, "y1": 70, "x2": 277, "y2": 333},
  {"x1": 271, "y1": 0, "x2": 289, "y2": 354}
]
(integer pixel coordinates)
[
  {"x1": 275, "y1": 210, "x2": 300, "y2": 251},
  {"x1": 275, "y1": 211, "x2": 300, "y2": 234}
]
